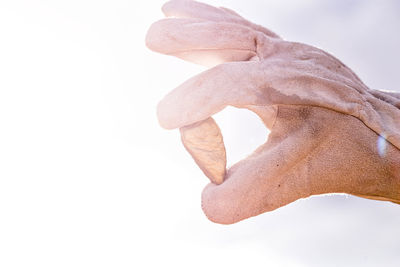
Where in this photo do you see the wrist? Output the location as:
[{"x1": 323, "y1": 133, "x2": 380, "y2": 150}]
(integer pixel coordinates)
[
  {"x1": 357, "y1": 139, "x2": 400, "y2": 205},
  {"x1": 388, "y1": 145, "x2": 400, "y2": 203},
  {"x1": 385, "y1": 91, "x2": 400, "y2": 100},
  {"x1": 368, "y1": 89, "x2": 400, "y2": 108},
  {"x1": 372, "y1": 89, "x2": 400, "y2": 202},
  {"x1": 303, "y1": 106, "x2": 400, "y2": 204}
]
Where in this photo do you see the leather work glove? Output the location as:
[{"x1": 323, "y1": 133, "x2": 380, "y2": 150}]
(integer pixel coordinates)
[{"x1": 146, "y1": 0, "x2": 400, "y2": 224}]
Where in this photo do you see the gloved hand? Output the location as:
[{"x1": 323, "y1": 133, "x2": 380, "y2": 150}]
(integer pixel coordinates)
[{"x1": 146, "y1": 0, "x2": 400, "y2": 224}]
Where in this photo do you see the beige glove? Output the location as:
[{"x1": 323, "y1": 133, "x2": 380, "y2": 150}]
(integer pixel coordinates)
[{"x1": 146, "y1": 0, "x2": 400, "y2": 224}]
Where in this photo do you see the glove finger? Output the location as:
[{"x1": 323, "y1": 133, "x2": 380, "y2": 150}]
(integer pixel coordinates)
[
  {"x1": 156, "y1": 58, "x2": 333, "y2": 130},
  {"x1": 162, "y1": 0, "x2": 280, "y2": 39},
  {"x1": 146, "y1": 18, "x2": 263, "y2": 66},
  {"x1": 157, "y1": 56, "x2": 367, "y2": 130},
  {"x1": 157, "y1": 61, "x2": 273, "y2": 129}
]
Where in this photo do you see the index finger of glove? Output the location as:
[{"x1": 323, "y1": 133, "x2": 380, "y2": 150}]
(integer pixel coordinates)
[
  {"x1": 146, "y1": 18, "x2": 262, "y2": 66},
  {"x1": 157, "y1": 61, "x2": 267, "y2": 129},
  {"x1": 162, "y1": 0, "x2": 280, "y2": 38}
]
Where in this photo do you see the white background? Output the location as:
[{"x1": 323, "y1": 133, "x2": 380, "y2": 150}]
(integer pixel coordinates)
[{"x1": 0, "y1": 0, "x2": 399, "y2": 266}]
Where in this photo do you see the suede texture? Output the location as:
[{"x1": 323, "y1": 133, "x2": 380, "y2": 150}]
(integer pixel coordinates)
[{"x1": 146, "y1": 0, "x2": 400, "y2": 224}]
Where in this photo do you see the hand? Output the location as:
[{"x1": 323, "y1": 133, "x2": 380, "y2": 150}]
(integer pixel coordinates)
[{"x1": 146, "y1": 0, "x2": 400, "y2": 224}]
